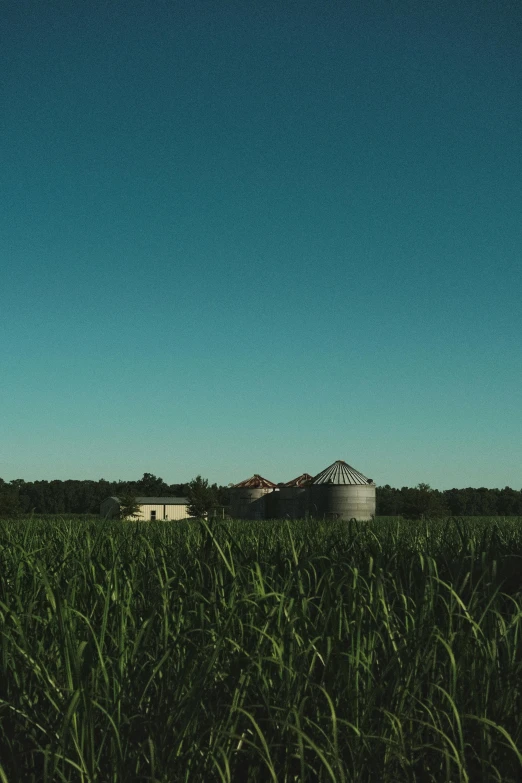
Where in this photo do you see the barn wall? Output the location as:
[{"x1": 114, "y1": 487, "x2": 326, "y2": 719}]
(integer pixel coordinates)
[
  {"x1": 100, "y1": 498, "x2": 120, "y2": 519},
  {"x1": 137, "y1": 503, "x2": 189, "y2": 521}
]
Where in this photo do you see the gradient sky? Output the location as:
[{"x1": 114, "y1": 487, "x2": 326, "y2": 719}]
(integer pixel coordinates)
[{"x1": 1, "y1": 0, "x2": 521, "y2": 489}]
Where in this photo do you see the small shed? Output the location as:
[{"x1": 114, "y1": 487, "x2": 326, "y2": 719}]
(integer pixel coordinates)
[{"x1": 100, "y1": 496, "x2": 189, "y2": 521}]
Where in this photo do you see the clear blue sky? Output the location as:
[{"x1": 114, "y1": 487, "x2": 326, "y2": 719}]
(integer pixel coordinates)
[{"x1": 2, "y1": 0, "x2": 521, "y2": 489}]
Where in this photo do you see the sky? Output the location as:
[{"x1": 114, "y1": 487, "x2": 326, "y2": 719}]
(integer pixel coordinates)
[{"x1": 1, "y1": 0, "x2": 521, "y2": 490}]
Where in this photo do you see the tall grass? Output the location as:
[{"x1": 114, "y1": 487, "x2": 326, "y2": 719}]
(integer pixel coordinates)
[{"x1": 1, "y1": 516, "x2": 521, "y2": 781}]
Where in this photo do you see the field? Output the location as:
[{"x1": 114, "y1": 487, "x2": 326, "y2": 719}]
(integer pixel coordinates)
[{"x1": 1, "y1": 516, "x2": 522, "y2": 782}]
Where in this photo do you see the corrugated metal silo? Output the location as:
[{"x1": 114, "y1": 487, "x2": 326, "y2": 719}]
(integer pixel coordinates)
[
  {"x1": 229, "y1": 474, "x2": 277, "y2": 520},
  {"x1": 278, "y1": 473, "x2": 313, "y2": 519},
  {"x1": 309, "y1": 460, "x2": 375, "y2": 521}
]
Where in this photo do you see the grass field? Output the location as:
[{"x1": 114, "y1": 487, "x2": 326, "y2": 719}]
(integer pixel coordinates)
[{"x1": 1, "y1": 516, "x2": 522, "y2": 782}]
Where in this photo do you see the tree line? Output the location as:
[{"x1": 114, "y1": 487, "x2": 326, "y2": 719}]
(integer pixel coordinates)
[
  {"x1": 0, "y1": 474, "x2": 521, "y2": 517},
  {"x1": 0, "y1": 473, "x2": 229, "y2": 517},
  {"x1": 377, "y1": 483, "x2": 522, "y2": 518}
]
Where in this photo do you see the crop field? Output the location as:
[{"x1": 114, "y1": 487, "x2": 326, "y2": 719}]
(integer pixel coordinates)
[{"x1": 1, "y1": 516, "x2": 522, "y2": 782}]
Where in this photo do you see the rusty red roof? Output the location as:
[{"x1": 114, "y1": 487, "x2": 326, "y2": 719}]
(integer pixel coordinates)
[
  {"x1": 233, "y1": 474, "x2": 277, "y2": 488},
  {"x1": 283, "y1": 473, "x2": 313, "y2": 487}
]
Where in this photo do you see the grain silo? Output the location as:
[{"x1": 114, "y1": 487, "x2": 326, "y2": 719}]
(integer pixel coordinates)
[
  {"x1": 229, "y1": 474, "x2": 277, "y2": 520},
  {"x1": 309, "y1": 460, "x2": 375, "y2": 521},
  {"x1": 277, "y1": 473, "x2": 313, "y2": 519}
]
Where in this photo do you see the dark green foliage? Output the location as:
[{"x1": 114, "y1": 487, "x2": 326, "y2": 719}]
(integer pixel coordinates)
[
  {"x1": 134, "y1": 472, "x2": 172, "y2": 497},
  {"x1": 0, "y1": 474, "x2": 208, "y2": 515},
  {"x1": 186, "y1": 474, "x2": 218, "y2": 518},
  {"x1": 400, "y1": 482, "x2": 449, "y2": 517},
  {"x1": 0, "y1": 479, "x2": 21, "y2": 516},
  {"x1": 118, "y1": 495, "x2": 141, "y2": 519},
  {"x1": 1, "y1": 516, "x2": 522, "y2": 781},
  {"x1": 376, "y1": 484, "x2": 522, "y2": 516}
]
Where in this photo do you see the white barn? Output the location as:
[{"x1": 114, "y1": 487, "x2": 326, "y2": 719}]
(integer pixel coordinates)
[{"x1": 100, "y1": 496, "x2": 190, "y2": 521}]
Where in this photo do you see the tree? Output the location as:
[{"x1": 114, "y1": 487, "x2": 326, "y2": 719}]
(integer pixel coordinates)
[
  {"x1": 186, "y1": 475, "x2": 217, "y2": 519},
  {"x1": 135, "y1": 472, "x2": 171, "y2": 497},
  {"x1": 402, "y1": 484, "x2": 448, "y2": 519},
  {"x1": 376, "y1": 485, "x2": 403, "y2": 516},
  {"x1": 119, "y1": 495, "x2": 141, "y2": 520},
  {"x1": 0, "y1": 480, "x2": 21, "y2": 517},
  {"x1": 498, "y1": 486, "x2": 522, "y2": 516}
]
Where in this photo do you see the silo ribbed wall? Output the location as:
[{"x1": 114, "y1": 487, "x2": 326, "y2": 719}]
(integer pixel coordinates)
[
  {"x1": 309, "y1": 485, "x2": 375, "y2": 521},
  {"x1": 277, "y1": 487, "x2": 308, "y2": 519},
  {"x1": 229, "y1": 487, "x2": 268, "y2": 520},
  {"x1": 264, "y1": 490, "x2": 280, "y2": 518}
]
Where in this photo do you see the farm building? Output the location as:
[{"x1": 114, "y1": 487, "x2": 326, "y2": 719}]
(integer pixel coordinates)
[
  {"x1": 276, "y1": 473, "x2": 314, "y2": 519},
  {"x1": 309, "y1": 460, "x2": 376, "y2": 521},
  {"x1": 100, "y1": 497, "x2": 189, "y2": 521},
  {"x1": 230, "y1": 460, "x2": 375, "y2": 521}
]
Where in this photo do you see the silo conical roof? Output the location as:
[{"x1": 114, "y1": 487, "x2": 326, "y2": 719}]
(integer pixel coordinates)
[
  {"x1": 312, "y1": 460, "x2": 374, "y2": 485},
  {"x1": 283, "y1": 473, "x2": 313, "y2": 487},
  {"x1": 233, "y1": 474, "x2": 277, "y2": 488}
]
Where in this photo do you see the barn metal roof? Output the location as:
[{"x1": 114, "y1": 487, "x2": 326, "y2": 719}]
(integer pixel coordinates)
[
  {"x1": 109, "y1": 497, "x2": 188, "y2": 505},
  {"x1": 312, "y1": 461, "x2": 374, "y2": 485},
  {"x1": 283, "y1": 473, "x2": 313, "y2": 487},
  {"x1": 232, "y1": 474, "x2": 277, "y2": 488}
]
